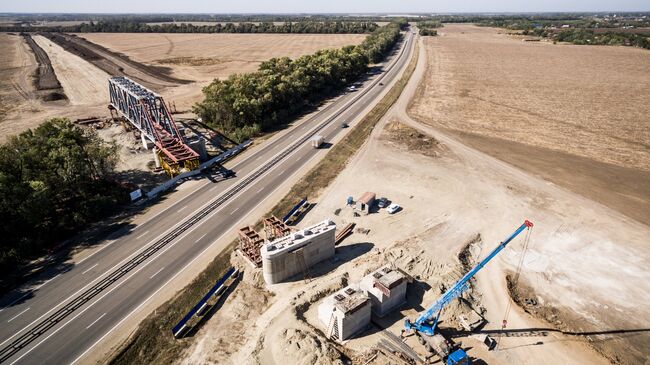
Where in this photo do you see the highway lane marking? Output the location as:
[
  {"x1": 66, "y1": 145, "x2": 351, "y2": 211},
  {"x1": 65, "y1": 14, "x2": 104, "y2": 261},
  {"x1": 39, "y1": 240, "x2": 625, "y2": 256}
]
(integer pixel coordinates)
[
  {"x1": 296, "y1": 156, "x2": 302, "y2": 162},
  {"x1": 0, "y1": 293, "x2": 30, "y2": 313},
  {"x1": 35, "y1": 274, "x2": 61, "y2": 290},
  {"x1": 195, "y1": 234, "x2": 206, "y2": 243},
  {"x1": 209, "y1": 185, "x2": 219, "y2": 192},
  {"x1": 178, "y1": 205, "x2": 188, "y2": 212},
  {"x1": 8, "y1": 34, "x2": 415, "y2": 361},
  {"x1": 255, "y1": 155, "x2": 263, "y2": 161},
  {"x1": 136, "y1": 231, "x2": 149, "y2": 240},
  {"x1": 230, "y1": 207, "x2": 239, "y2": 215},
  {"x1": 69, "y1": 166, "x2": 301, "y2": 365},
  {"x1": 7, "y1": 308, "x2": 29, "y2": 323},
  {"x1": 256, "y1": 186, "x2": 264, "y2": 193},
  {"x1": 278, "y1": 168, "x2": 286, "y2": 176},
  {"x1": 82, "y1": 264, "x2": 99, "y2": 275},
  {"x1": 85, "y1": 313, "x2": 106, "y2": 330},
  {"x1": 149, "y1": 267, "x2": 165, "y2": 279}
]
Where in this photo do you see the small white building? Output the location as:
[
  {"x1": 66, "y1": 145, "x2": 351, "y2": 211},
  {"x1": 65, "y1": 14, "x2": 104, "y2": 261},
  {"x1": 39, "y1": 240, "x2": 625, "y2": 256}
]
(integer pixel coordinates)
[
  {"x1": 360, "y1": 265, "x2": 408, "y2": 317},
  {"x1": 318, "y1": 285, "x2": 371, "y2": 341},
  {"x1": 355, "y1": 192, "x2": 376, "y2": 215}
]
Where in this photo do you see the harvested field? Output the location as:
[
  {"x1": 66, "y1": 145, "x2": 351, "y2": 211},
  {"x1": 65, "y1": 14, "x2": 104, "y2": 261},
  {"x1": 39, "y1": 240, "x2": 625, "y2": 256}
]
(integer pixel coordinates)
[
  {"x1": 409, "y1": 24, "x2": 650, "y2": 224},
  {"x1": 77, "y1": 33, "x2": 367, "y2": 83},
  {"x1": 0, "y1": 33, "x2": 38, "y2": 120}
]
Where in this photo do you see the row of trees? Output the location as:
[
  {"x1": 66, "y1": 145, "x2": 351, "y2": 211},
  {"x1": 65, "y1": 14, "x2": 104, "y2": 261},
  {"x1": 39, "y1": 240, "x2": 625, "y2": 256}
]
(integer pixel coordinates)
[
  {"x1": 0, "y1": 119, "x2": 127, "y2": 279},
  {"x1": 3, "y1": 21, "x2": 379, "y2": 34},
  {"x1": 555, "y1": 29, "x2": 650, "y2": 49},
  {"x1": 418, "y1": 21, "x2": 442, "y2": 36},
  {"x1": 194, "y1": 22, "x2": 404, "y2": 141}
]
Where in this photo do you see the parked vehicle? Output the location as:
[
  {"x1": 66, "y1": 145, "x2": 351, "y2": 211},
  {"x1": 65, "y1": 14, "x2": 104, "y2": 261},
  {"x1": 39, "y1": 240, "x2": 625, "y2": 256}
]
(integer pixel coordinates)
[
  {"x1": 311, "y1": 135, "x2": 324, "y2": 148},
  {"x1": 387, "y1": 203, "x2": 401, "y2": 214},
  {"x1": 378, "y1": 197, "x2": 389, "y2": 208}
]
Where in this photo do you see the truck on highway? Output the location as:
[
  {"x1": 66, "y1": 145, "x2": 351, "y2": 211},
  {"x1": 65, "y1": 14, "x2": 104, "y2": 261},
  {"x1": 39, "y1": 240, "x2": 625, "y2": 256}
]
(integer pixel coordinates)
[{"x1": 311, "y1": 135, "x2": 324, "y2": 148}]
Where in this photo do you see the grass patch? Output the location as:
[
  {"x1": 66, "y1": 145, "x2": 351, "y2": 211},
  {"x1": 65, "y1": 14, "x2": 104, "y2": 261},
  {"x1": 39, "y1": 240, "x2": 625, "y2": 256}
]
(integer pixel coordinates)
[
  {"x1": 107, "y1": 39, "x2": 419, "y2": 365},
  {"x1": 108, "y1": 242, "x2": 234, "y2": 365}
]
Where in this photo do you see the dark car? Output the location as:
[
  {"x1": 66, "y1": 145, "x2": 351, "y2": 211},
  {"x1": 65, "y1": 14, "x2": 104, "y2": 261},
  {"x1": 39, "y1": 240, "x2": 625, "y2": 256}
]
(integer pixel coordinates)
[
  {"x1": 377, "y1": 197, "x2": 388, "y2": 208},
  {"x1": 341, "y1": 122, "x2": 349, "y2": 128}
]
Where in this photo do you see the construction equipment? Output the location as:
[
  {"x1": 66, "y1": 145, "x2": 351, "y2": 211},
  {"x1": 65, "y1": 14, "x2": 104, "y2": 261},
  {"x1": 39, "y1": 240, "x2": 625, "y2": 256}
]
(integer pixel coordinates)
[
  {"x1": 403, "y1": 220, "x2": 534, "y2": 365},
  {"x1": 108, "y1": 76, "x2": 199, "y2": 176}
]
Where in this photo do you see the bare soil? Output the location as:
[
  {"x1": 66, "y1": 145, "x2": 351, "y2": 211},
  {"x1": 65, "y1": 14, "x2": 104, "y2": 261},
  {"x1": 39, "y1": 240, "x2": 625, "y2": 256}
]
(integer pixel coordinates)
[
  {"x1": 39, "y1": 32, "x2": 188, "y2": 90},
  {"x1": 409, "y1": 23, "x2": 650, "y2": 225},
  {"x1": 175, "y1": 33, "x2": 649, "y2": 365}
]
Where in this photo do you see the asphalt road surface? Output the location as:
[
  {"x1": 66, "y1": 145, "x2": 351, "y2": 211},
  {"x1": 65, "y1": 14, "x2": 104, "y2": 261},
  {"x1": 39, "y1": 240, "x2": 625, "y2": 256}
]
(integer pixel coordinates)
[{"x1": 0, "y1": 30, "x2": 416, "y2": 364}]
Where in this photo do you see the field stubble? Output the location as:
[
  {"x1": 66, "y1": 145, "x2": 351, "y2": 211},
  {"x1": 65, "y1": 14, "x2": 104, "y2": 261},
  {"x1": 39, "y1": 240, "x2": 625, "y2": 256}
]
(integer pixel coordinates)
[{"x1": 409, "y1": 24, "x2": 650, "y2": 224}]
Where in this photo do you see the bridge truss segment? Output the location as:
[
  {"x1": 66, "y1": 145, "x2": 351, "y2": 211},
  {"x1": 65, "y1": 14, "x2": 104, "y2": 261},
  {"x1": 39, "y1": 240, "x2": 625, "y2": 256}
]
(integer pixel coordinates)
[{"x1": 108, "y1": 76, "x2": 199, "y2": 176}]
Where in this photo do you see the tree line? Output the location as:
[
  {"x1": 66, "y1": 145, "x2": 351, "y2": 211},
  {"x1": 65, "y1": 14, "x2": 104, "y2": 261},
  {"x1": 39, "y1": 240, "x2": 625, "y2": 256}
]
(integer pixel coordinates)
[
  {"x1": 2, "y1": 21, "x2": 379, "y2": 34},
  {"x1": 418, "y1": 20, "x2": 442, "y2": 36},
  {"x1": 193, "y1": 21, "x2": 406, "y2": 142},
  {"x1": 0, "y1": 119, "x2": 127, "y2": 281}
]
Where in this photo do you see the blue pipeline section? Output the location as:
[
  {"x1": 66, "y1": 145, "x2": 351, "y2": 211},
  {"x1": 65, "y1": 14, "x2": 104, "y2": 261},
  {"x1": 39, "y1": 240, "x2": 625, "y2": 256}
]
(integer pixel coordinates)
[
  {"x1": 172, "y1": 267, "x2": 236, "y2": 337},
  {"x1": 282, "y1": 198, "x2": 307, "y2": 223}
]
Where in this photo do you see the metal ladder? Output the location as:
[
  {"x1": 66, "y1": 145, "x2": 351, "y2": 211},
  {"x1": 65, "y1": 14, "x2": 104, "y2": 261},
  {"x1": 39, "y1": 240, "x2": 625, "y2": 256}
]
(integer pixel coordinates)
[{"x1": 327, "y1": 312, "x2": 339, "y2": 340}]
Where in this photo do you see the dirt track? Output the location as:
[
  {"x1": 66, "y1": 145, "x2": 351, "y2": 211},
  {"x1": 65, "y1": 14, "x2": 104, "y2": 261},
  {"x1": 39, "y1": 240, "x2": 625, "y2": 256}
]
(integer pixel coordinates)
[{"x1": 39, "y1": 32, "x2": 189, "y2": 90}]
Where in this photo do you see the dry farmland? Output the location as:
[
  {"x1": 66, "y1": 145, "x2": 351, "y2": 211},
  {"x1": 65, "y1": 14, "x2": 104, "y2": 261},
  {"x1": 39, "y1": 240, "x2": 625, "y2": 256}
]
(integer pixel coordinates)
[
  {"x1": 409, "y1": 23, "x2": 650, "y2": 224},
  {"x1": 77, "y1": 33, "x2": 367, "y2": 83}
]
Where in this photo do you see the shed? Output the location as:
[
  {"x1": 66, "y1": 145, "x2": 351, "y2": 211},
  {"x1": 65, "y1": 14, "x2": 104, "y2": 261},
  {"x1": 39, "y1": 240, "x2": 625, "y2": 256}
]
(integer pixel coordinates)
[{"x1": 355, "y1": 192, "x2": 376, "y2": 215}]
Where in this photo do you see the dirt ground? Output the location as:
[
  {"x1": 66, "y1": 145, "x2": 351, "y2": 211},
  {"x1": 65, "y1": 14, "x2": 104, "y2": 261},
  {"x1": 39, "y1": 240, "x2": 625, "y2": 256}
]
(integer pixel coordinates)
[
  {"x1": 175, "y1": 33, "x2": 649, "y2": 365},
  {"x1": 408, "y1": 24, "x2": 650, "y2": 225}
]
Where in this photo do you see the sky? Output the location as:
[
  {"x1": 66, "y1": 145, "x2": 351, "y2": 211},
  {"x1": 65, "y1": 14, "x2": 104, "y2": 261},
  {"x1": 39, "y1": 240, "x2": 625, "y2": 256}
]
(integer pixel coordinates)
[{"x1": 1, "y1": 0, "x2": 648, "y2": 14}]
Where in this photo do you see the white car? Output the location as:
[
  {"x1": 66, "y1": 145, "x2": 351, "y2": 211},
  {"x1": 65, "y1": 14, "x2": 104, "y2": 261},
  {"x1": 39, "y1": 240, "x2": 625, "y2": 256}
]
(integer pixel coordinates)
[{"x1": 386, "y1": 203, "x2": 400, "y2": 214}]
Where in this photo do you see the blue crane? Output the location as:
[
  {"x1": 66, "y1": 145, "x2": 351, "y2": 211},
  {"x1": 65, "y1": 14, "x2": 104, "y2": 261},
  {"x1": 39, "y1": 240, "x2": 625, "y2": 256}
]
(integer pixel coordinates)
[{"x1": 404, "y1": 220, "x2": 534, "y2": 364}]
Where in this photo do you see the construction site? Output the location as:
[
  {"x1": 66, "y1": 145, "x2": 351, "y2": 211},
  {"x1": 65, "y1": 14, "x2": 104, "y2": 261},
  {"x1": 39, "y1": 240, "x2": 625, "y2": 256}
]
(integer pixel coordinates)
[
  {"x1": 0, "y1": 11, "x2": 648, "y2": 365},
  {"x1": 174, "y1": 26, "x2": 649, "y2": 365}
]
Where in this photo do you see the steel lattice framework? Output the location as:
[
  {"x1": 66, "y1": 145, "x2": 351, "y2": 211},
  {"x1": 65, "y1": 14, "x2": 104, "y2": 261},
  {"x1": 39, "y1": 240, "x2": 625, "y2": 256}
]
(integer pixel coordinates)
[{"x1": 108, "y1": 76, "x2": 199, "y2": 175}]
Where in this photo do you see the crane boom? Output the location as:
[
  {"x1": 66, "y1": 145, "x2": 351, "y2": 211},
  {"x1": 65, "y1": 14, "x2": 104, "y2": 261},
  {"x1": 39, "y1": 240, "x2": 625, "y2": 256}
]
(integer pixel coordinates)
[{"x1": 405, "y1": 220, "x2": 533, "y2": 336}]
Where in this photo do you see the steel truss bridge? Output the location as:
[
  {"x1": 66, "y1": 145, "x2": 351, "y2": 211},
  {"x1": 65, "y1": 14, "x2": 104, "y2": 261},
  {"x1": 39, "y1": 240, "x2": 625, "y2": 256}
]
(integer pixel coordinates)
[{"x1": 108, "y1": 76, "x2": 199, "y2": 176}]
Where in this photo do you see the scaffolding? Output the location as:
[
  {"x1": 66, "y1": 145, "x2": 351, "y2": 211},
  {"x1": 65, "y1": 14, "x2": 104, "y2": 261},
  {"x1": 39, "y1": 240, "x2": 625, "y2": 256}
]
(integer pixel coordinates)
[
  {"x1": 263, "y1": 216, "x2": 291, "y2": 241},
  {"x1": 238, "y1": 226, "x2": 264, "y2": 267},
  {"x1": 108, "y1": 76, "x2": 199, "y2": 176}
]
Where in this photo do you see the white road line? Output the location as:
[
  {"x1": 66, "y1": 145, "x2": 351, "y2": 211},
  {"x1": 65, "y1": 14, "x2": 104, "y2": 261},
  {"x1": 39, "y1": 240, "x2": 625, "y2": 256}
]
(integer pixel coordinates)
[
  {"x1": 0, "y1": 46, "x2": 369, "y2": 346},
  {"x1": 296, "y1": 156, "x2": 302, "y2": 161},
  {"x1": 82, "y1": 264, "x2": 99, "y2": 275},
  {"x1": 178, "y1": 205, "x2": 188, "y2": 212},
  {"x1": 69, "y1": 168, "x2": 298, "y2": 365},
  {"x1": 149, "y1": 267, "x2": 164, "y2": 279},
  {"x1": 85, "y1": 313, "x2": 106, "y2": 330},
  {"x1": 14, "y1": 32, "x2": 414, "y2": 363},
  {"x1": 209, "y1": 185, "x2": 219, "y2": 192},
  {"x1": 7, "y1": 308, "x2": 29, "y2": 323},
  {"x1": 0, "y1": 293, "x2": 30, "y2": 313},
  {"x1": 35, "y1": 274, "x2": 61, "y2": 290},
  {"x1": 278, "y1": 168, "x2": 286, "y2": 176},
  {"x1": 256, "y1": 187, "x2": 264, "y2": 193},
  {"x1": 230, "y1": 207, "x2": 239, "y2": 215},
  {"x1": 136, "y1": 231, "x2": 149, "y2": 240},
  {"x1": 195, "y1": 234, "x2": 207, "y2": 243}
]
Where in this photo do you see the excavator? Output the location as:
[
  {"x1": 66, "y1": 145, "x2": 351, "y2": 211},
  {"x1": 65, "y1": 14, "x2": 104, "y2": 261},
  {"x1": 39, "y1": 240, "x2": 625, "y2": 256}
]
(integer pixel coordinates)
[{"x1": 403, "y1": 220, "x2": 534, "y2": 365}]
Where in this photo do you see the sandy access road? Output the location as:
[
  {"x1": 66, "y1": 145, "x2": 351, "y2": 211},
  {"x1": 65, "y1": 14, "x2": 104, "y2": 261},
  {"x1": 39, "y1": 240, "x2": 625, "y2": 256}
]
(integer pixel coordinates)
[
  {"x1": 177, "y1": 33, "x2": 648, "y2": 365},
  {"x1": 409, "y1": 24, "x2": 650, "y2": 225}
]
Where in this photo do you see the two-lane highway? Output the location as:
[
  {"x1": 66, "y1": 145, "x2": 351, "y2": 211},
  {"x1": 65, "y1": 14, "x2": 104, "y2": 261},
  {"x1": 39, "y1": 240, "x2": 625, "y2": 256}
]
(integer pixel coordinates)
[{"x1": 0, "y1": 29, "x2": 416, "y2": 364}]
